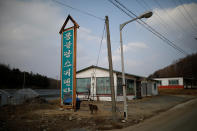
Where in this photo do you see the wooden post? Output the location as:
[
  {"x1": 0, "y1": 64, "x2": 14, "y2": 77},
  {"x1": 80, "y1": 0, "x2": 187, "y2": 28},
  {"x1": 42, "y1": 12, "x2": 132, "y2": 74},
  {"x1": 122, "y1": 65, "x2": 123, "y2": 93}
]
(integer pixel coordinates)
[
  {"x1": 72, "y1": 25, "x2": 77, "y2": 110},
  {"x1": 105, "y1": 16, "x2": 117, "y2": 121}
]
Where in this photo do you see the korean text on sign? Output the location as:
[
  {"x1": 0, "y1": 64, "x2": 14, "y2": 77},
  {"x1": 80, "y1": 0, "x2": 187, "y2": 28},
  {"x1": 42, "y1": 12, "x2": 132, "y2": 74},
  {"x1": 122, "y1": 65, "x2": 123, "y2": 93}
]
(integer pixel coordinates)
[{"x1": 61, "y1": 29, "x2": 74, "y2": 101}]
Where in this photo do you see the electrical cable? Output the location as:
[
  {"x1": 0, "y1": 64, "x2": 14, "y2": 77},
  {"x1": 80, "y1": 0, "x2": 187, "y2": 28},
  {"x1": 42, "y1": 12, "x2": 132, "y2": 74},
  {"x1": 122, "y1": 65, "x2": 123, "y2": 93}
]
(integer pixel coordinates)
[
  {"x1": 108, "y1": 0, "x2": 188, "y2": 55},
  {"x1": 52, "y1": 0, "x2": 104, "y2": 21},
  {"x1": 178, "y1": 0, "x2": 197, "y2": 31},
  {"x1": 140, "y1": 0, "x2": 195, "y2": 52},
  {"x1": 91, "y1": 22, "x2": 106, "y2": 100},
  {"x1": 137, "y1": 0, "x2": 171, "y2": 33},
  {"x1": 153, "y1": 0, "x2": 188, "y2": 35},
  {"x1": 92, "y1": 21, "x2": 106, "y2": 77},
  {"x1": 115, "y1": 0, "x2": 188, "y2": 55},
  {"x1": 95, "y1": 22, "x2": 106, "y2": 68}
]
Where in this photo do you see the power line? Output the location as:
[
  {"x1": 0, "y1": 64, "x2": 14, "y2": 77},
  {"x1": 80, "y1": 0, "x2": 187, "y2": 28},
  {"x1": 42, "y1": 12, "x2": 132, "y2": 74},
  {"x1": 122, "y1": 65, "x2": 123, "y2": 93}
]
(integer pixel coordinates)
[
  {"x1": 52, "y1": 0, "x2": 104, "y2": 21},
  {"x1": 108, "y1": 0, "x2": 188, "y2": 55},
  {"x1": 91, "y1": 22, "x2": 106, "y2": 101},
  {"x1": 136, "y1": 0, "x2": 171, "y2": 35},
  {"x1": 139, "y1": 0, "x2": 195, "y2": 52},
  {"x1": 153, "y1": 0, "x2": 188, "y2": 35},
  {"x1": 172, "y1": 0, "x2": 197, "y2": 33},
  {"x1": 178, "y1": 0, "x2": 197, "y2": 30},
  {"x1": 114, "y1": 0, "x2": 188, "y2": 55},
  {"x1": 95, "y1": 22, "x2": 106, "y2": 67}
]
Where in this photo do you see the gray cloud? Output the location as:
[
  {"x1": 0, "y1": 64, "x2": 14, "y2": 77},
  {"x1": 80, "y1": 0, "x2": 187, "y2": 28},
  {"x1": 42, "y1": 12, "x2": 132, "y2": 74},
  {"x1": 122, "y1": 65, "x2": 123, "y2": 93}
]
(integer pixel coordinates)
[{"x1": 0, "y1": 0, "x2": 64, "y2": 78}]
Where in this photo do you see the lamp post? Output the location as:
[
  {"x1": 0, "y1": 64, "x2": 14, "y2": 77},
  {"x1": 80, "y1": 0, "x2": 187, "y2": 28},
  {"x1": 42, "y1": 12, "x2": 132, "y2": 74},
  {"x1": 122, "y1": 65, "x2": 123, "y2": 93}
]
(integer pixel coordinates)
[{"x1": 120, "y1": 11, "x2": 153, "y2": 121}]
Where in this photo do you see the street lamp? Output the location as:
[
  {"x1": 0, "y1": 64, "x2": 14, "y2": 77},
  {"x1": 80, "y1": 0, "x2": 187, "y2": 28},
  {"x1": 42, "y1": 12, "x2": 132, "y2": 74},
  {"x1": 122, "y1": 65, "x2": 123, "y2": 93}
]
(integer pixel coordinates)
[{"x1": 120, "y1": 11, "x2": 153, "y2": 121}]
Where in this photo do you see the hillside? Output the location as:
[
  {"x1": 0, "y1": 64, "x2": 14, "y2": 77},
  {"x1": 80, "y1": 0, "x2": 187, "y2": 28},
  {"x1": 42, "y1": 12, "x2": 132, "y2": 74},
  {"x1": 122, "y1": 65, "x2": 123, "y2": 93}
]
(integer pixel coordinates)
[
  {"x1": 149, "y1": 52, "x2": 197, "y2": 79},
  {"x1": 0, "y1": 64, "x2": 58, "y2": 89}
]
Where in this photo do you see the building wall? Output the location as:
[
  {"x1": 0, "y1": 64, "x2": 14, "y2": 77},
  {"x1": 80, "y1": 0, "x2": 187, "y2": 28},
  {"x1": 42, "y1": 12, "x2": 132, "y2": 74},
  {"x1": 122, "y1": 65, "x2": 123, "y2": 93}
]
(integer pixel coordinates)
[
  {"x1": 76, "y1": 67, "x2": 157, "y2": 101},
  {"x1": 76, "y1": 68, "x2": 117, "y2": 101},
  {"x1": 76, "y1": 68, "x2": 136, "y2": 101},
  {"x1": 152, "y1": 82, "x2": 158, "y2": 95},
  {"x1": 154, "y1": 77, "x2": 184, "y2": 88}
]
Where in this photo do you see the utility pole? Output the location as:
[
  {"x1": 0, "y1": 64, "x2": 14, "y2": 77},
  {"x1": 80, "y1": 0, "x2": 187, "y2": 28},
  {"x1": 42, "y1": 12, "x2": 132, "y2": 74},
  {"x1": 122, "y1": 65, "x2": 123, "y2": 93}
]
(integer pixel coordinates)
[
  {"x1": 105, "y1": 16, "x2": 117, "y2": 121},
  {"x1": 120, "y1": 28, "x2": 128, "y2": 120}
]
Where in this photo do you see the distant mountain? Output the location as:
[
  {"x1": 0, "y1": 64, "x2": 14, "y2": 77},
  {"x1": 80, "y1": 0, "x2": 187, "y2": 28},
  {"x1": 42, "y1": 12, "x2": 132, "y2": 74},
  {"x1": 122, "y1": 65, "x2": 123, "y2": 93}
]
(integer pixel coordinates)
[
  {"x1": 149, "y1": 52, "x2": 197, "y2": 79},
  {"x1": 0, "y1": 64, "x2": 58, "y2": 89}
]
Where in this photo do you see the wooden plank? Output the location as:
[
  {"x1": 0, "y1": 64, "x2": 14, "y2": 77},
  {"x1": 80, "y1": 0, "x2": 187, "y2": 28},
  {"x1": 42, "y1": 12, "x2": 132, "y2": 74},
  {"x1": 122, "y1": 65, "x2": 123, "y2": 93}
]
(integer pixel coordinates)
[
  {"x1": 59, "y1": 15, "x2": 79, "y2": 34},
  {"x1": 60, "y1": 32, "x2": 63, "y2": 106},
  {"x1": 72, "y1": 26, "x2": 77, "y2": 109}
]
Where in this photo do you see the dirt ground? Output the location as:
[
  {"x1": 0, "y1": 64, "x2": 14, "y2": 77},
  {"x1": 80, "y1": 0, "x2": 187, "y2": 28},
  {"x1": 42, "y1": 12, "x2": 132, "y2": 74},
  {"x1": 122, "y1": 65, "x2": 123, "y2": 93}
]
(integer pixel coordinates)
[{"x1": 0, "y1": 90, "x2": 197, "y2": 131}]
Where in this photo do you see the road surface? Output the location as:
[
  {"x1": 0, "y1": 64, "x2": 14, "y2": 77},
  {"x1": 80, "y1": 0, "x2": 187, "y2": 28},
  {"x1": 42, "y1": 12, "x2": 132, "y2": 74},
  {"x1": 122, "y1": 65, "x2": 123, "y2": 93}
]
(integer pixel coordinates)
[{"x1": 115, "y1": 98, "x2": 197, "y2": 131}]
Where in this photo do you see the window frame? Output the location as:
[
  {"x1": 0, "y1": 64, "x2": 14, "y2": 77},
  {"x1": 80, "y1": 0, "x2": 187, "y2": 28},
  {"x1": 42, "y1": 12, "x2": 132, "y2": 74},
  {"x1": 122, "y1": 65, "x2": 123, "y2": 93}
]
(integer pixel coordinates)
[
  {"x1": 168, "y1": 79, "x2": 179, "y2": 85},
  {"x1": 76, "y1": 77, "x2": 91, "y2": 94},
  {"x1": 117, "y1": 77, "x2": 135, "y2": 96},
  {"x1": 96, "y1": 77, "x2": 111, "y2": 96}
]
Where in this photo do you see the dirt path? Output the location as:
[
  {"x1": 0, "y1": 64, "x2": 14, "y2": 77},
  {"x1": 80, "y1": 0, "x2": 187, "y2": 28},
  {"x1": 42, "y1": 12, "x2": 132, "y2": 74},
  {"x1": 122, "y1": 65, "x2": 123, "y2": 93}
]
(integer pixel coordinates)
[{"x1": 0, "y1": 95, "x2": 196, "y2": 131}]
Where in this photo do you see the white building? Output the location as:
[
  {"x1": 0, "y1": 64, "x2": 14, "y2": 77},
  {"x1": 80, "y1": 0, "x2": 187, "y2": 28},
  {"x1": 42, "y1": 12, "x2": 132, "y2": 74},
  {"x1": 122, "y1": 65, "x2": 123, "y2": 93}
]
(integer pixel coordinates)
[
  {"x1": 154, "y1": 77, "x2": 183, "y2": 88},
  {"x1": 76, "y1": 66, "x2": 158, "y2": 101},
  {"x1": 154, "y1": 77, "x2": 197, "y2": 89}
]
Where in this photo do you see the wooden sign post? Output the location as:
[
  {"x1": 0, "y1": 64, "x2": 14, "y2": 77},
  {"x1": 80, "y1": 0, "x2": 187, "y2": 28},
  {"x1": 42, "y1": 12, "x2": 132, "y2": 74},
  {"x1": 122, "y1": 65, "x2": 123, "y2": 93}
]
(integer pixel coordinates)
[{"x1": 59, "y1": 15, "x2": 79, "y2": 109}]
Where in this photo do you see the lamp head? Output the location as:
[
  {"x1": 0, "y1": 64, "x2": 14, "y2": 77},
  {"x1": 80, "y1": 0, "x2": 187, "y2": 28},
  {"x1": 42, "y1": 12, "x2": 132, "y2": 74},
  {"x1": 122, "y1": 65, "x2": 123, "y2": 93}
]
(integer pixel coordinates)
[{"x1": 139, "y1": 11, "x2": 153, "y2": 19}]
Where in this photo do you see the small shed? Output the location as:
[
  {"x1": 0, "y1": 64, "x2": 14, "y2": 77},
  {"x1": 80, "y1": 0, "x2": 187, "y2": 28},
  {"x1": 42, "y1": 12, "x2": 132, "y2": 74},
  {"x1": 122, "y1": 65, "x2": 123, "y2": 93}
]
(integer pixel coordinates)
[{"x1": 141, "y1": 79, "x2": 159, "y2": 97}]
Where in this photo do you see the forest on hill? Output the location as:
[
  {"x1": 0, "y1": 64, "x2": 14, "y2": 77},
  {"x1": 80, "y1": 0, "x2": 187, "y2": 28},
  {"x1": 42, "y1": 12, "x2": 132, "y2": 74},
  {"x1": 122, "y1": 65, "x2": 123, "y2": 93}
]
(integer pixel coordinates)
[
  {"x1": 0, "y1": 64, "x2": 58, "y2": 89},
  {"x1": 149, "y1": 52, "x2": 197, "y2": 79}
]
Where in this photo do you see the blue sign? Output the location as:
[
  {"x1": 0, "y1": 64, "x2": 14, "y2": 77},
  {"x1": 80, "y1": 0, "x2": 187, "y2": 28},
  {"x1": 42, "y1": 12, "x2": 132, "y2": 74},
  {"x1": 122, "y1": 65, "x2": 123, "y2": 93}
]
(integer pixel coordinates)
[{"x1": 61, "y1": 28, "x2": 74, "y2": 104}]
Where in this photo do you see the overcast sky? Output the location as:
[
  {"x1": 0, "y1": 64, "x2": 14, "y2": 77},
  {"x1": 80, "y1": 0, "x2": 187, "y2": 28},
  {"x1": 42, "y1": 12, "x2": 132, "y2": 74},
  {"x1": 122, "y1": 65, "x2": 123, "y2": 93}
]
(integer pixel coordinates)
[{"x1": 0, "y1": 0, "x2": 197, "y2": 79}]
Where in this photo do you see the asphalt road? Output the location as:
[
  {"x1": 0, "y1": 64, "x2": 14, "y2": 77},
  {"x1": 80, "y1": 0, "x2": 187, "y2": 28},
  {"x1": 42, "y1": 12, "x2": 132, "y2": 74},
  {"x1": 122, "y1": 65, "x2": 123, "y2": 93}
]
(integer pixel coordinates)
[{"x1": 115, "y1": 98, "x2": 197, "y2": 131}]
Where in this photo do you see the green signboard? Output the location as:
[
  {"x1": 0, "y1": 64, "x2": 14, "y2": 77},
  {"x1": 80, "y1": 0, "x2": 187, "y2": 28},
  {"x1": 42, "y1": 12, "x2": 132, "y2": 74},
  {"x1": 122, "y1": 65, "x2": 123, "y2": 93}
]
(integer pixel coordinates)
[
  {"x1": 61, "y1": 28, "x2": 74, "y2": 104},
  {"x1": 59, "y1": 15, "x2": 79, "y2": 108}
]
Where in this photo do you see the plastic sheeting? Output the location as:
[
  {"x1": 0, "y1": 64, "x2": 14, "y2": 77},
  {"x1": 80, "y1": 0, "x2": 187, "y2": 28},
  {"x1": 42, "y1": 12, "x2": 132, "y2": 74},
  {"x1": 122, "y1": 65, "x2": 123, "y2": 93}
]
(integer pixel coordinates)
[{"x1": 11, "y1": 88, "x2": 39, "y2": 105}]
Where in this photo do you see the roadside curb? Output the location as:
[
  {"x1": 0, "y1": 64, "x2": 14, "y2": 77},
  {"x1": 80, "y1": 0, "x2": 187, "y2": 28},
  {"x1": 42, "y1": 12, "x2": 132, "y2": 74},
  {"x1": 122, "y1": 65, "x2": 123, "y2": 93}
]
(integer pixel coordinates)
[
  {"x1": 111, "y1": 96, "x2": 197, "y2": 131},
  {"x1": 169, "y1": 97, "x2": 197, "y2": 111}
]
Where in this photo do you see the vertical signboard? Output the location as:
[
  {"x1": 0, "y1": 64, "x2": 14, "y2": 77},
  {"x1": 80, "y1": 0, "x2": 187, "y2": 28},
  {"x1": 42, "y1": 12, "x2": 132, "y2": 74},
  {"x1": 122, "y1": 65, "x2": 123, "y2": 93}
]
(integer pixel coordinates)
[
  {"x1": 59, "y1": 15, "x2": 79, "y2": 109},
  {"x1": 61, "y1": 28, "x2": 74, "y2": 105}
]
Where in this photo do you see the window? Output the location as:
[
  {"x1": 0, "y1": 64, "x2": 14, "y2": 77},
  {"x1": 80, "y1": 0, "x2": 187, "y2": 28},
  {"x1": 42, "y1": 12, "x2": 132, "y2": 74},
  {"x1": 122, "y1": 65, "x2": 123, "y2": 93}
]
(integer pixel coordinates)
[
  {"x1": 117, "y1": 77, "x2": 123, "y2": 95},
  {"x1": 96, "y1": 77, "x2": 111, "y2": 95},
  {"x1": 169, "y1": 80, "x2": 179, "y2": 85},
  {"x1": 154, "y1": 83, "x2": 157, "y2": 90},
  {"x1": 158, "y1": 80, "x2": 162, "y2": 85},
  {"x1": 117, "y1": 78, "x2": 134, "y2": 95},
  {"x1": 127, "y1": 79, "x2": 134, "y2": 94},
  {"x1": 76, "y1": 78, "x2": 91, "y2": 93}
]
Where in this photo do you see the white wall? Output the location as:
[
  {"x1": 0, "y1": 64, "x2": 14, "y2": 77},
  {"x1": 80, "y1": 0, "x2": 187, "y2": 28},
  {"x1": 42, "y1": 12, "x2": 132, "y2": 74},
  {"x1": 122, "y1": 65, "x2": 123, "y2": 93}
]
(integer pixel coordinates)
[
  {"x1": 141, "y1": 81, "x2": 158, "y2": 97},
  {"x1": 154, "y1": 77, "x2": 183, "y2": 86},
  {"x1": 152, "y1": 82, "x2": 158, "y2": 95},
  {"x1": 76, "y1": 68, "x2": 117, "y2": 101}
]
